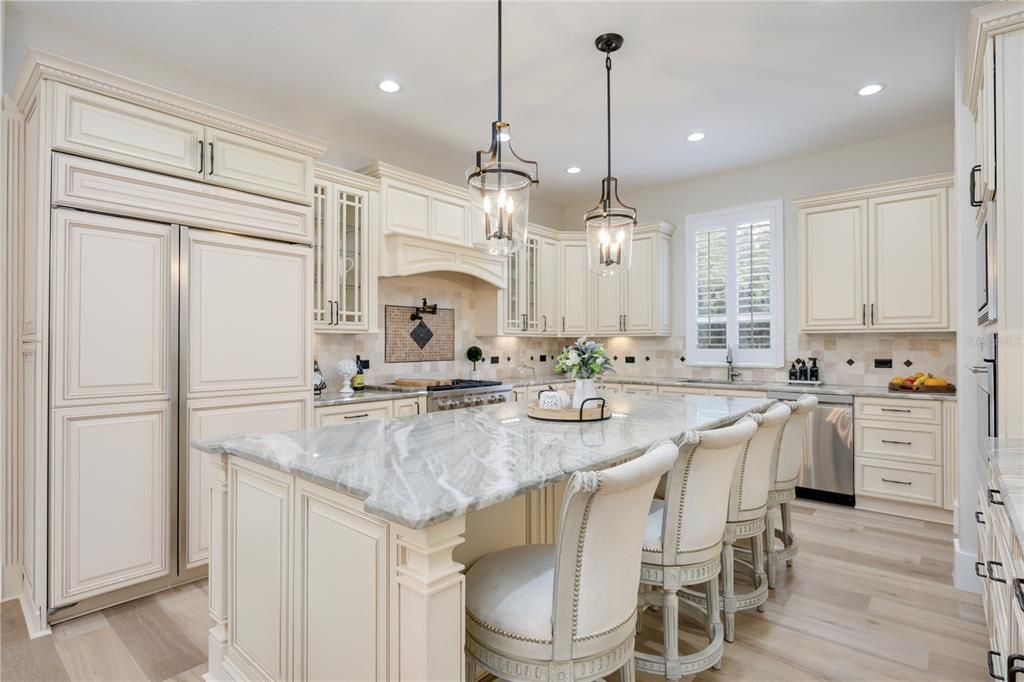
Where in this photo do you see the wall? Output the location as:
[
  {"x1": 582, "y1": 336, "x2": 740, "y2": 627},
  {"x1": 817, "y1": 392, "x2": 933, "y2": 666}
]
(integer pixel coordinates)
[
  {"x1": 560, "y1": 124, "x2": 958, "y2": 386},
  {"x1": 0, "y1": 6, "x2": 566, "y2": 227},
  {"x1": 315, "y1": 273, "x2": 565, "y2": 389}
]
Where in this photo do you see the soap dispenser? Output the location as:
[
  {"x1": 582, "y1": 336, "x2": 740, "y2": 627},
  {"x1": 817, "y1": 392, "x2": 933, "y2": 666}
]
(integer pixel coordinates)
[
  {"x1": 797, "y1": 359, "x2": 809, "y2": 381},
  {"x1": 808, "y1": 358, "x2": 820, "y2": 382},
  {"x1": 788, "y1": 362, "x2": 798, "y2": 381}
]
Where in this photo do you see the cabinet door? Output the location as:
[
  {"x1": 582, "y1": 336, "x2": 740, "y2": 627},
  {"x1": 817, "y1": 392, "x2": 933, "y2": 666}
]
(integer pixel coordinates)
[
  {"x1": 624, "y1": 233, "x2": 658, "y2": 334},
  {"x1": 53, "y1": 83, "x2": 204, "y2": 178},
  {"x1": 316, "y1": 182, "x2": 371, "y2": 332},
  {"x1": 315, "y1": 401, "x2": 393, "y2": 426},
  {"x1": 504, "y1": 249, "x2": 524, "y2": 332},
  {"x1": 592, "y1": 271, "x2": 625, "y2": 336},
  {"x1": 868, "y1": 189, "x2": 949, "y2": 330},
  {"x1": 560, "y1": 242, "x2": 590, "y2": 335},
  {"x1": 186, "y1": 230, "x2": 312, "y2": 397},
  {"x1": 51, "y1": 210, "x2": 173, "y2": 406},
  {"x1": 294, "y1": 482, "x2": 389, "y2": 681},
  {"x1": 50, "y1": 402, "x2": 172, "y2": 606},
  {"x1": 384, "y1": 182, "x2": 430, "y2": 237},
  {"x1": 522, "y1": 237, "x2": 541, "y2": 333},
  {"x1": 185, "y1": 394, "x2": 310, "y2": 569},
  {"x1": 538, "y1": 238, "x2": 560, "y2": 335},
  {"x1": 205, "y1": 127, "x2": 313, "y2": 205},
  {"x1": 798, "y1": 201, "x2": 868, "y2": 331},
  {"x1": 312, "y1": 183, "x2": 332, "y2": 329},
  {"x1": 430, "y1": 195, "x2": 469, "y2": 246},
  {"x1": 393, "y1": 397, "x2": 425, "y2": 417}
]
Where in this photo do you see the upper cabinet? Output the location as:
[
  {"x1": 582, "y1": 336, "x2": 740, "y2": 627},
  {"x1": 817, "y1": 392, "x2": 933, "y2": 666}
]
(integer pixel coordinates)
[
  {"x1": 797, "y1": 176, "x2": 952, "y2": 333},
  {"x1": 33, "y1": 53, "x2": 326, "y2": 207},
  {"x1": 499, "y1": 227, "x2": 559, "y2": 336},
  {"x1": 312, "y1": 165, "x2": 379, "y2": 333}
]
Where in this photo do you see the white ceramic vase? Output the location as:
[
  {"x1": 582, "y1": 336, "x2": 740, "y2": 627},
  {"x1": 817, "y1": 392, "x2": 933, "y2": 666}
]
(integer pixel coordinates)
[
  {"x1": 573, "y1": 378, "x2": 598, "y2": 409},
  {"x1": 340, "y1": 375, "x2": 355, "y2": 396}
]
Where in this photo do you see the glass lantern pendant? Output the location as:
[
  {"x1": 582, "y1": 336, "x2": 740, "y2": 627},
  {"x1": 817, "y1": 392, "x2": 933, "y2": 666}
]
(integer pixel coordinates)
[
  {"x1": 467, "y1": 0, "x2": 539, "y2": 257},
  {"x1": 585, "y1": 33, "x2": 636, "y2": 277}
]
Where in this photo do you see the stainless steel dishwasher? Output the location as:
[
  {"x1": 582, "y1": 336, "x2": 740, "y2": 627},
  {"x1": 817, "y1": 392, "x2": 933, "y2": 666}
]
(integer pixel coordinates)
[{"x1": 767, "y1": 391, "x2": 855, "y2": 506}]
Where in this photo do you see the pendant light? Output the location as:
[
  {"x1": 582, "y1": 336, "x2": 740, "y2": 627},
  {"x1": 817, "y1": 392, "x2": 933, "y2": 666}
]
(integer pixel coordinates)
[
  {"x1": 585, "y1": 33, "x2": 636, "y2": 277},
  {"x1": 467, "y1": 0, "x2": 539, "y2": 256}
]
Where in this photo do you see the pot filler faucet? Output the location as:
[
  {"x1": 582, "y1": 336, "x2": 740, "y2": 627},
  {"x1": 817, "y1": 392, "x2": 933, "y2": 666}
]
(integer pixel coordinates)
[{"x1": 725, "y1": 345, "x2": 742, "y2": 383}]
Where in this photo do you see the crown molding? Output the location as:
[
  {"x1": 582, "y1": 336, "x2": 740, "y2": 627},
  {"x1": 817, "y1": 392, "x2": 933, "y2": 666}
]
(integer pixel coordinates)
[
  {"x1": 11, "y1": 49, "x2": 328, "y2": 158},
  {"x1": 314, "y1": 162, "x2": 380, "y2": 192},
  {"x1": 359, "y1": 161, "x2": 471, "y2": 201},
  {"x1": 963, "y1": 2, "x2": 1024, "y2": 112},
  {"x1": 793, "y1": 173, "x2": 954, "y2": 208}
]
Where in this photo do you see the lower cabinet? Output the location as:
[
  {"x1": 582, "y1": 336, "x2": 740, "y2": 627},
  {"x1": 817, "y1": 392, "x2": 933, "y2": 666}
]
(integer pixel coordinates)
[
  {"x1": 186, "y1": 393, "x2": 311, "y2": 569},
  {"x1": 393, "y1": 396, "x2": 426, "y2": 417},
  {"x1": 50, "y1": 402, "x2": 173, "y2": 607},
  {"x1": 621, "y1": 383, "x2": 658, "y2": 395}
]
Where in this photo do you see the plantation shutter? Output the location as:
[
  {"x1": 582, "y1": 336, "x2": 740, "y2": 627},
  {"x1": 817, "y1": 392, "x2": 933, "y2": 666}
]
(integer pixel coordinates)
[
  {"x1": 736, "y1": 221, "x2": 773, "y2": 349},
  {"x1": 695, "y1": 226, "x2": 728, "y2": 349}
]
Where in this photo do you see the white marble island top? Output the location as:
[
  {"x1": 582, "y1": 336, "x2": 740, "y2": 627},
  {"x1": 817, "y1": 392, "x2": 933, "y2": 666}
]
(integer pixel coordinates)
[{"x1": 197, "y1": 393, "x2": 772, "y2": 529}]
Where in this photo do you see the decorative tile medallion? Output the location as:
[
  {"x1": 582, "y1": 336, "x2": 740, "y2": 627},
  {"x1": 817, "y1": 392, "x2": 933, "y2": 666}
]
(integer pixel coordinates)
[{"x1": 385, "y1": 305, "x2": 454, "y2": 363}]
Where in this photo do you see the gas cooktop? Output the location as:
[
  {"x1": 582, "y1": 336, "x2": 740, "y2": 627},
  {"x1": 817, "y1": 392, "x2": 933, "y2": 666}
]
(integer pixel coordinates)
[{"x1": 427, "y1": 379, "x2": 503, "y2": 392}]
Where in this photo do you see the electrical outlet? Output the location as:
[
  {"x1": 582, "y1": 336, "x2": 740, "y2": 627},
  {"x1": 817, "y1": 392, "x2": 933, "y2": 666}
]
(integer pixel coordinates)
[
  {"x1": 874, "y1": 358, "x2": 893, "y2": 369},
  {"x1": 539, "y1": 354, "x2": 547, "y2": 362},
  {"x1": 625, "y1": 356, "x2": 636, "y2": 364},
  {"x1": 360, "y1": 359, "x2": 370, "y2": 370},
  {"x1": 490, "y1": 356, "x2": 499, "y2": 364}
]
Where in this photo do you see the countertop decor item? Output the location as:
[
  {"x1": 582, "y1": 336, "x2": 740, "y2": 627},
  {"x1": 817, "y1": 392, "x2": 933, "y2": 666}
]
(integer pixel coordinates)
[
  {"x1": 555, "y1": 337, "x2": 615, "y2": 408},
  {"x1": 584, "y1": 32, "x2": 637, "y2": 277},
  {"x1": 336, "y1": 358, "x2": 359, "y2": 396},
  {"x1": 313, "y1": 360, "x2": 327, "y2": 396},
  {"x1": 528, "y1": 396, "x2": 611, "y2": 423},
  {"x1": 537, "y1": 387, "x2": 571, "y2": 410},
  {"x1": 466, "y1": 0, "x2": 539, "y2": 257},
  {"x1": 467, "y1": 345, "x2": 484, "y2": 380}
]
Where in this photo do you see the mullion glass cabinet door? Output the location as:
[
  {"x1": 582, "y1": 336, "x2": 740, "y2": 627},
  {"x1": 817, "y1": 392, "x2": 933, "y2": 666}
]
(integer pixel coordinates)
[
  {"x1": 525, "y1": 237, "x2": 539, "y2": 332},
  {"x1": 333, "y1": 187, "x2": 366, "y2": 330},
  {"x1": 312, "y1": 183, "x2": 331, "y2": 327},
  {"x1": 505, "y1": 250, "x2": 522, "y2": 331}
]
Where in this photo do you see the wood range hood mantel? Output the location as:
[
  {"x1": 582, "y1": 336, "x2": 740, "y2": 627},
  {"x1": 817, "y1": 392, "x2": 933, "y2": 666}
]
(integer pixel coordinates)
[{"x1": 379, "y1": 232, "x2": 509, "y2": 288}]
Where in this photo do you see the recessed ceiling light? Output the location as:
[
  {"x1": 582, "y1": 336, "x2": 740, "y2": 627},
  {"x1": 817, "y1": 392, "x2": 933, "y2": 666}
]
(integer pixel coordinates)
[
  {"x1": 687, "y1": 132, "x2": 705, "y2": 142},
  {"x1": 857, "y1": 83, "x2": 885, "y2": 97},
  {"x1": 377, "y1": 79, "x2": 401, "y2": 94},
  {"x1": 565, "y1": 166, "x2": 582, "y2": 174}
]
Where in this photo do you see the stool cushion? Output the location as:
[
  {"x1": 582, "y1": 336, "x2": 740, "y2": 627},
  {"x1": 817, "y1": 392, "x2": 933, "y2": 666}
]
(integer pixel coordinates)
[
  {"x1": 466, "y1": 544, "x2": 555, "y2": 646},
  {"x1": 643, "y1": 499, "x2": 666, "y2": 551}
]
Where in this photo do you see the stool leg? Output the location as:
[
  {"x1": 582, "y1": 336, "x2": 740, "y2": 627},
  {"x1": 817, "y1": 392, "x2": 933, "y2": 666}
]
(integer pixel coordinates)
[
  {"x1": 466, "y1": 654, "x2": 477, "y2": 681},
  {"x1": 753, "y1": 528, "x2": 767, "y2": 613},
  {"x1": 705, "y1": 575, "x2": 723, "y2": 670},
  {"x1": 620, "y1": 653, "x2": 636, "y2": 682},
  {"x1": 663, "y1": 586, "x2": 681, "y2": 681},
  {"x1": 765, "y1": 506, "x2": 778, "y2": 590},
  {"x1": 781, "y1": 501, "x2": 795, "y2": 567},
  {"x1": 722, "y1": 538, "x2": 736, "y2": 643}
]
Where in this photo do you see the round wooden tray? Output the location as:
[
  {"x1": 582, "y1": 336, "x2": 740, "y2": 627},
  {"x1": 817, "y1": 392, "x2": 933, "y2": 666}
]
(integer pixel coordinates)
[{"x1": 526, "y1": 397, "x2": 611, "y2": 422}]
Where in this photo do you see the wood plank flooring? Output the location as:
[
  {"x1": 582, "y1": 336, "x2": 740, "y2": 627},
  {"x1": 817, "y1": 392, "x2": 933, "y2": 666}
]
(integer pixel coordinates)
[{"x1": 0, "y1": 501, "x2": 987, "y2": 681}]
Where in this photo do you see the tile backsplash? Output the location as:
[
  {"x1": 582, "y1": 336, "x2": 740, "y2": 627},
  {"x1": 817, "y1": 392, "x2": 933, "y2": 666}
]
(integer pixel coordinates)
[{"x1": 316, "y1": 273, "x2": 957, "y2": 390}]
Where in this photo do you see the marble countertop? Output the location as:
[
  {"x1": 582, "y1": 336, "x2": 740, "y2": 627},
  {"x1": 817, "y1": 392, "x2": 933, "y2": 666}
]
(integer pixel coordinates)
[
  {"x1": 986, "y1": 438, "x2": 1024, "y2": 547},
  {"x1": 198, "y1": 393, "x2": 772, "y2": 529},
  {"x1": 506, "y1": 375, "x2": 957, "y2": 401},
  {"x1": 315, "y1": 389, "x2": 426, "y2": 407}
]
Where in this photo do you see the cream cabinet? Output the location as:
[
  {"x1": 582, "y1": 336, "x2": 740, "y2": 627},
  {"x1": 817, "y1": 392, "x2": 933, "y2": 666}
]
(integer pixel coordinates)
[
  {"x1": 316, "y1": 401, "x2": 393, "y2": 426},
  {"x1": 971, "y1": 36, "x2": 998, "y2": 209},
  {"x1": 500, "y1": 228, "x2": 560, "y2": 336},
  {"x1": 393, "y1": 396, "x2": 426, "y2": 416},
  {"x1": 52, "y1": 82, "x2": 315, "y2": 204},
  {"x1": 537, "y1": 237, "x2": 560, "y2": 335},
  {"x1": 797, "y1": 177, "x2": 952, "y2": 332},
  {"x1": 373, "y1": 164, "x2": 471, "y2": 247},
  {"x1": 313, "y1": 166, "x2": 378, "y2": 333},
  {"x1": 559, "y1": 239, "x2": 591, "y2": 335}
]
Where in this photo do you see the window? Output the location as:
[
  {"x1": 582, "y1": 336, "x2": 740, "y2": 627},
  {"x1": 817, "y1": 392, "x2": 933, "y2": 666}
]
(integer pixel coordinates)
[{"x1": 685, "y1": 200, "x2": 784, "y2": 368}]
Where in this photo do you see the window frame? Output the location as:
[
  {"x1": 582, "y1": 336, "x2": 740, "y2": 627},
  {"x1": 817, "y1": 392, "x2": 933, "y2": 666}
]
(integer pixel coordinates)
[{"x1": 684, "y1": 199, "x2": 785, "y2": 368}]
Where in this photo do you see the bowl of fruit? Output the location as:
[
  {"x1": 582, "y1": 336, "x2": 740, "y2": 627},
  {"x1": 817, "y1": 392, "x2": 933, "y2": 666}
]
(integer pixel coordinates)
[{"x1": 888, "y1": 372, "x2": 955, "y2": 393}]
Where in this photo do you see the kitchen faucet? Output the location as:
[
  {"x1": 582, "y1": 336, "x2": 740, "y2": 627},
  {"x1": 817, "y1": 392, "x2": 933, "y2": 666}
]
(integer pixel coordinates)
[{"x1": 725, "y1": 345, "x2": 742, "y2": 383}]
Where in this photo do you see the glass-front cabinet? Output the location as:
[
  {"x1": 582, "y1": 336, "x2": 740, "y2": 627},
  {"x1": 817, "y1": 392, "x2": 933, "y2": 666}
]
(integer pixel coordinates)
[
  {"x1": 313, "y1": 166, "x2": 378, "y2": 333},
  {"x1": 502, "y1": 226, "x2": 558, "y2": 335}
]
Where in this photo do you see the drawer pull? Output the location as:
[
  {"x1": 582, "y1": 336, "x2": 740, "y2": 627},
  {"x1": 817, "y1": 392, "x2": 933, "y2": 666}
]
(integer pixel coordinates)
[
  {"x1": 988, "y1": 561, "x2": 1007, "y2": 583},
  {"x1": 1008, "y1": 655, "x2": 1024, "y2": 682},
  {"x1": 881, "y1": 478, "x2": 912, "y2": 486},
  {"x1": 990, "y1": 488, "x2": 1006, "y2": 506},
  {"x1": 976, "y1": 511, "x2": 986, "y2": 524},
  {"x1": 990, "y1": 650, "x2": 1005, "y2": 680},
  {"x1": 977, "y1": 561, "x2": 988, "y2": 578},
  {"x1": 880, "y1": 407, "x2": 912, "y2": 413},
  {"x1": 881, "y1": 439, "x2": 913, "y2": 446},
  {"x1": 344, "y1": 413, "x2": 370, "y2": 419},
  {"x1": 1014, "y1": 578, "x2": 1024, "y2": 612}
]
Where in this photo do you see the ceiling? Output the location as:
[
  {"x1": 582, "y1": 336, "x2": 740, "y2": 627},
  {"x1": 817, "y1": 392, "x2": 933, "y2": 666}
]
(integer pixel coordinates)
[{"x1": 9, "y1": 1, "x2": 964, "y2": 206}]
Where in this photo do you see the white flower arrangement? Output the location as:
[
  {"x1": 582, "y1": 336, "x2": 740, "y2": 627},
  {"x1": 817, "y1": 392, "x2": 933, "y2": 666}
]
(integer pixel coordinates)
[{"x1": 554, "y1": 337, "x2": 615, "y2": 380}]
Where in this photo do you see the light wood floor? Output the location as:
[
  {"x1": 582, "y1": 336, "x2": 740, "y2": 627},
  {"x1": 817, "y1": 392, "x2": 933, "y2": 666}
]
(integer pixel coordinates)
[{"x1": 1, "y1": 501, "x2": 986, "y2": 681}]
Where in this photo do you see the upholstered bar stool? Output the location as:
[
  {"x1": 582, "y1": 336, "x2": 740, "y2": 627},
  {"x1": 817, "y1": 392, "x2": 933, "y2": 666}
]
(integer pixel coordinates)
[
  {"x1": 634, "y1": 417, "x2": 759, "y2": 681},
  {"x1": 718, "y1": 402, "x2": 792, "y2": 641},
  {"x1": 464, "y1": 441, "x2": 678, "y2": 682},
  {"x1": 765, "y1": 394, "x2": 817, "y2": 588}
]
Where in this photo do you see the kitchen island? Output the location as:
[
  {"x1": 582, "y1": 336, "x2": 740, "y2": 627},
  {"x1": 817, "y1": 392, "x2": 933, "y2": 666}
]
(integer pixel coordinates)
[{"x1": 196, "y1": 393, "x2": 772, "y2": 681}]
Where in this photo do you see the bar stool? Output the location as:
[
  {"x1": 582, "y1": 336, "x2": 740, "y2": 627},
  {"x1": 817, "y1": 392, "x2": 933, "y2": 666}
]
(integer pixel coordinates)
[
  {"x1": 719, "y1": 402, "x2": 792, "y2": 641},
  {"x1": 634, "y1": 417, "x2": 759, "y2": 681},
  {"x1": 464, "y1": 441, "x2": 678, "y2": 682},
  {"x1": 766, "y1": 394, "x2": 817, "y2": 588}
]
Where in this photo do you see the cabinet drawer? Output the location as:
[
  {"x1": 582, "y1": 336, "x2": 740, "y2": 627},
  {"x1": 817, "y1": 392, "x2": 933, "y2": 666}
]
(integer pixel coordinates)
[
  {"x1": 315, "y1": 402, "x2": 392, "y2": 426},
  {"x1": 621, "y1": 384, "x2": 658, "y2": 395},
  {"x1": 53, "y1": 82, "x2": 204, "y2": 178},
  {"x1": 856, "y1": 458, "x2": 942, "y2": 507},
  {"x1": 658, "y1": 385, "x2": 708, "y2": 397},
  {"x1": 854, "y1": 397, "x2": 941, "y2": 424},
  {"x1": 594, "y1": 382, "x2": 621, "y2": 393},
  {"x1": 709, "y1": 388, "x2": 768, "y2": 399},
  {"x1": 856, "y1": 420, "x2": 941, "y2": 465}
]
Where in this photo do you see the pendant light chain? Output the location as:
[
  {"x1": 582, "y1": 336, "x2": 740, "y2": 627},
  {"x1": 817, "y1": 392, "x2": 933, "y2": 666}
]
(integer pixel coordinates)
[
  {"x1": 605, "y1": 53, "x2": 612, "y2": 200},
  {"x1": 497, "y1": 0, "x2": 502, "y2": 122}
]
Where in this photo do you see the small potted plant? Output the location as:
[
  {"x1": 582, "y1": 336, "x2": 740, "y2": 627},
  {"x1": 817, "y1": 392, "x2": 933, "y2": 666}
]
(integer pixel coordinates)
[
  {"x1": 466, "y1": 345, "x2": 484, "y2": 380},
  {"x1": 555, "y1": 337, "x2": 615, "y2": 408}
]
